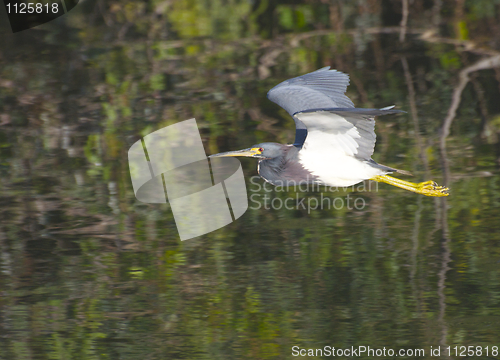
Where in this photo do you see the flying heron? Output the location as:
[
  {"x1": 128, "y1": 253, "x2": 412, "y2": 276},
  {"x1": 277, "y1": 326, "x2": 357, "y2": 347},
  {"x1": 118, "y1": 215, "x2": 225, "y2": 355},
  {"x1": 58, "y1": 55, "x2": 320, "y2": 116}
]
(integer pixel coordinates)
[{"x1": 210, "y1": 67, "x2": 449, "y2": 197}]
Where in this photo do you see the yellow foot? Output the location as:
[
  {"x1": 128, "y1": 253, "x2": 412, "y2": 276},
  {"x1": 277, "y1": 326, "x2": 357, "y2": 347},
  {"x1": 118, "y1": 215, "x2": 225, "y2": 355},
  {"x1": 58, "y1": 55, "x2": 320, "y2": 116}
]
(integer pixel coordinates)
[
  {"x1": 415, "y1": 181, "x2": 449, "y2": 197},
  {"x1": 370, "y1": 175, "x2": 450, "y2": 197}
]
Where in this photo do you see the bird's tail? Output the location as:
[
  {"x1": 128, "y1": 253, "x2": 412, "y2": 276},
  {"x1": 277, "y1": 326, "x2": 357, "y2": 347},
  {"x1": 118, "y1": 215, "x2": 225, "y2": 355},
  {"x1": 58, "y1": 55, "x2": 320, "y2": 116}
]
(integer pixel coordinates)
[
  {"x1": 394, "y1": 168, "x2": 413, "y2": 176},
  {"x1": 368, "y1": 160, "x2": 412, "y2": 176}
]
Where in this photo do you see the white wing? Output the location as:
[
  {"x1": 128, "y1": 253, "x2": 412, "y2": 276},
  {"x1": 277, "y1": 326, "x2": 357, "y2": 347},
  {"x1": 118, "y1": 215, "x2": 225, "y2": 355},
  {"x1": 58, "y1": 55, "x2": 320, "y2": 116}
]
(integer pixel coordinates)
[{"x1": 294, "y1": 110, "x2": 376, "y2": 159}]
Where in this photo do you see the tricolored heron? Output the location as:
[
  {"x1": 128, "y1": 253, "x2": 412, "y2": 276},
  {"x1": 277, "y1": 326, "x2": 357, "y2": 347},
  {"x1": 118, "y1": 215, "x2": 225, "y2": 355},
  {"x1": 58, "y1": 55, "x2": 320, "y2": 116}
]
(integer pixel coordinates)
[{"x1": 210, "y1": 67, "x2": 449, "y2": 197}]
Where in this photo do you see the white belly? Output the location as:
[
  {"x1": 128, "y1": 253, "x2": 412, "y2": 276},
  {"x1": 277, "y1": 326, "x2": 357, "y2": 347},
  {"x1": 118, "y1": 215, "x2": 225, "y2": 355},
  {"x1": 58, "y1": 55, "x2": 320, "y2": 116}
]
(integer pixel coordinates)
[{"x1": 298, "y1": 144, "x2": 387, "y2": 187}]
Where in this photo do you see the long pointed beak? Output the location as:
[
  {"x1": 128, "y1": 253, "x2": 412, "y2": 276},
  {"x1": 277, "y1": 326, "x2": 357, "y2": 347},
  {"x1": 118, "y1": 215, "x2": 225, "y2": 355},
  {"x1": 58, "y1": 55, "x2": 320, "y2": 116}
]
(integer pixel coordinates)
[{"x1": 209, "y1": 148, "x2": 261, "y2": 158}]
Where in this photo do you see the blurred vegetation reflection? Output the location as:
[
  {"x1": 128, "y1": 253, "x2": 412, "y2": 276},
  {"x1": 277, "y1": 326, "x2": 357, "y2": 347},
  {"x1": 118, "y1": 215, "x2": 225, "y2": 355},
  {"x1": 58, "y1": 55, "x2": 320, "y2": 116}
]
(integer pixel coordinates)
[{"x1": 1, "y1": 0, "x2": 500, "y2": 359}]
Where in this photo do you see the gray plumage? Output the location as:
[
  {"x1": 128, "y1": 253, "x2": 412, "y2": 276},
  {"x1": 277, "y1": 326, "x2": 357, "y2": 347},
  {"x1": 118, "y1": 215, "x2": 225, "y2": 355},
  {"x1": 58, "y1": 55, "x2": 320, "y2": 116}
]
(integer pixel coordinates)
[{"x1": 267, "y1": 67, "x2": 354, "y2": 115}]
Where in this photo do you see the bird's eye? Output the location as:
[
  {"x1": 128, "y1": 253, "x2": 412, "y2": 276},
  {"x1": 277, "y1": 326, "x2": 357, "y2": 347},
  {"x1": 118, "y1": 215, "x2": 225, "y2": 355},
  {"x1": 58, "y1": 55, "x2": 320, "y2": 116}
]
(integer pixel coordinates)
[{"x1": 259, "y1": 148, "x2": 264, "y2": 152}]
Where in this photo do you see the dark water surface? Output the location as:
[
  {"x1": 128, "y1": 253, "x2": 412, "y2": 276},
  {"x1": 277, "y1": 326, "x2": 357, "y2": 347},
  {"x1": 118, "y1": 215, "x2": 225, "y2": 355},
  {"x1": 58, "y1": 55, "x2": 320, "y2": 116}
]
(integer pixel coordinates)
[{"x1": 1, "y1": 1, "x2": 500, "y2": 359}]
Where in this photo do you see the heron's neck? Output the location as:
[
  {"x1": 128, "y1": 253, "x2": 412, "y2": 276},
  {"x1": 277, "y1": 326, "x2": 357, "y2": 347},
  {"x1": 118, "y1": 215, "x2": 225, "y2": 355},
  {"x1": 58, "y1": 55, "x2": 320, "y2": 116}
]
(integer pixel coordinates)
[
  {"x1": 257, "y1": 145, "x2": 296, "y2": 185},
  {"x1": 258, "y1": 157, "x2": 285, "y2": 184}
]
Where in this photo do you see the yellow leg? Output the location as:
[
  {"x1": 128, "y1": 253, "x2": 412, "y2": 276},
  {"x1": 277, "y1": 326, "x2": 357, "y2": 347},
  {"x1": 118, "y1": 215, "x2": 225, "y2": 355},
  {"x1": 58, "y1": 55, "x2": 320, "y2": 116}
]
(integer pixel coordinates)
[{"x1": 370, "y1": 175, "x2": 449, "y2": 197}]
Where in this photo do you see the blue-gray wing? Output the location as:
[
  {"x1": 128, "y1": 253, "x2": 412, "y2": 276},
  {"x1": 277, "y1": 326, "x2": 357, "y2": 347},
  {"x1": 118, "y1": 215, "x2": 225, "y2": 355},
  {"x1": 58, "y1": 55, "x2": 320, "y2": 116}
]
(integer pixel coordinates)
[{"x1": 266, "y1": 67, "x2": 355, "y2": 116}]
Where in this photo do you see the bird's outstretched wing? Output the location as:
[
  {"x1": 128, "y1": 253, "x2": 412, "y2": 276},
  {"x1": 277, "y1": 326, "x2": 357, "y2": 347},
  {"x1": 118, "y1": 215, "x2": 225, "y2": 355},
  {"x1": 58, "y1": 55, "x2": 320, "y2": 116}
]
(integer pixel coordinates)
[
  {"x1": 267, "y1": 68, "x2": 403, "y2": 159},
  {"x1": 267, "y1": 67, "x2": 354, "y2": 115}
]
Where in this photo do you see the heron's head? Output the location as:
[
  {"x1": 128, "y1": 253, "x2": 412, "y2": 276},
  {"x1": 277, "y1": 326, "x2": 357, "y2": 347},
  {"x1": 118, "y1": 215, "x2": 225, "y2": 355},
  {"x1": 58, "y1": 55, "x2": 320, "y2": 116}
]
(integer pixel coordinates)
[{"x1": 209, "y1": 142, "x2": 284, "y2": 160}]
